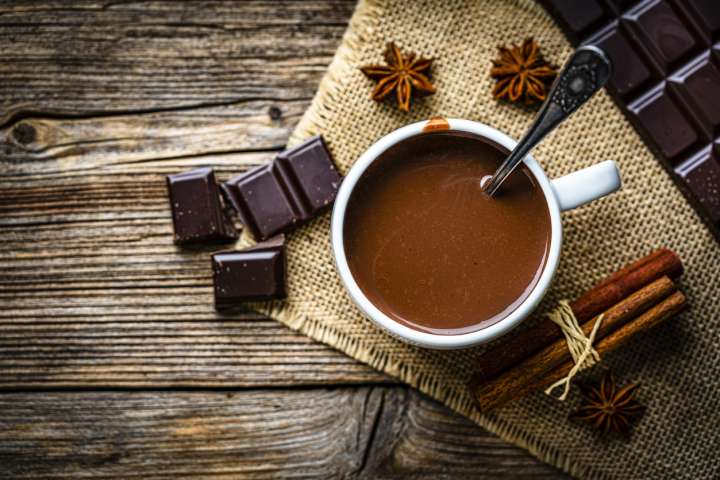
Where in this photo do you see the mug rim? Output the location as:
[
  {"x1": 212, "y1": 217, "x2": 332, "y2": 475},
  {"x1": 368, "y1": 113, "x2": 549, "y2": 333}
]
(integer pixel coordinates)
[{"x1": 330, "y1": 118, "x2": 563, "y2": 349}]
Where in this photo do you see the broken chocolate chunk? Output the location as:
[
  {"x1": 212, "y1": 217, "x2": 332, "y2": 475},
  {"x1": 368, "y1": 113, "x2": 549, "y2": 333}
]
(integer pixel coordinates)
[
  {"x1": 221, "y1": 136, "x2": 342, "y2": 240},
  {"x1": 212, "y1": 235, "x2": 287, "y2": 308},
  {"x1": 166, "y1": 168, "x2": 238, "y2": 244}
]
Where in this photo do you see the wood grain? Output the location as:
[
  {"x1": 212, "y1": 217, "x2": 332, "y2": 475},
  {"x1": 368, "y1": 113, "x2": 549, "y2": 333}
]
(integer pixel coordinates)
[
  {"x1": 1, "y1": 102, "x2": 306, "y2": 173},
  {"x1": 0, "y1": 150, "x2": 392, "y2": 388},
  {"x1": 0, "y1": 0, "x2": 377, "y2": 388},
  {"x1": 0, "y1": 0, "x2": 356, "y2": 122},
  {"x1": 0, "y1": 387, "x2": 564, "y2": 479},
  {"x1": 0, "y1": 1, "x2": 564, "y2": 476}
]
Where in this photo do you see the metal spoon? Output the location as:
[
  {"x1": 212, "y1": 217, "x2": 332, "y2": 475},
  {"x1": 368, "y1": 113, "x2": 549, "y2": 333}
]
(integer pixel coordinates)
[{"x1": 482, "y1": 45, "x2": 613, "y2": 196}]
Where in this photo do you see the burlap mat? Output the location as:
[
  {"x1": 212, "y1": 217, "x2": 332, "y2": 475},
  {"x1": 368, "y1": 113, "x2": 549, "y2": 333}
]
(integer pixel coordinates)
[{"x1": 256, "y1": 1, "x2": 720, "y2": 478}]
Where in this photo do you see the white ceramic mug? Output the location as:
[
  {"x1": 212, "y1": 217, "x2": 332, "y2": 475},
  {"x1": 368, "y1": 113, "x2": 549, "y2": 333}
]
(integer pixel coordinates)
[{"x1": 331, "y1": 118, "x2": 621, "y2": 349}]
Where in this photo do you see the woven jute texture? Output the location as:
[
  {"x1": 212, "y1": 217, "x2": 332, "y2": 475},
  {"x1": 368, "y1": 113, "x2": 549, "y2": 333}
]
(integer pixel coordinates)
[{"x1": 256, "y1": 0, "x2": 720, "y2": 478}]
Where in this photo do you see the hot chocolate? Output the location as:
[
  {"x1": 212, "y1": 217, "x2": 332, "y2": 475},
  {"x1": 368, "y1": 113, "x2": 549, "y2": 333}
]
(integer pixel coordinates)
[{"x1": 343, "y1": 131, "x2": 551, "y2": 334}]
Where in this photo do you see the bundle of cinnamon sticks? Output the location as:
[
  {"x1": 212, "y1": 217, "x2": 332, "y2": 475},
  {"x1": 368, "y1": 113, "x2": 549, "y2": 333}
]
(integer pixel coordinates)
[{"x1": 468, "y1": 248, "x2": 687, "y2": 413}]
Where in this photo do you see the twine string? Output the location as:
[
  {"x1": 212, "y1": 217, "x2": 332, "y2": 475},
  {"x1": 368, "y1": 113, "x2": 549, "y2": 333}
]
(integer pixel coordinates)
[{"x1": 544, "y1": 301, "x2": 603, "y2": 400}]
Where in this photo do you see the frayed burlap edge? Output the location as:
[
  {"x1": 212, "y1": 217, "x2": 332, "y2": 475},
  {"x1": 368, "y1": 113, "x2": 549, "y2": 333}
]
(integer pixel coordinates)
[{"x1": 259, "y1": 0, "x2": 610, "y2": 478}]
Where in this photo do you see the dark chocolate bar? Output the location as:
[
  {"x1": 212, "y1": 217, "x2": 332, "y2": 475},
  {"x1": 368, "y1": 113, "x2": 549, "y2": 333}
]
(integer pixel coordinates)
[
  {"x1": 540, "y1": 0, "x2": 720, "y2": 238},
  {"x1": 166, "y1": 168, "x2": 238, "y2": 244},
  {"x1": 221, "y1": 135, "x2": 342, "y2": 240},
  {"x1": 212, "y1": 235, "x2": 287, "y2": 308}
]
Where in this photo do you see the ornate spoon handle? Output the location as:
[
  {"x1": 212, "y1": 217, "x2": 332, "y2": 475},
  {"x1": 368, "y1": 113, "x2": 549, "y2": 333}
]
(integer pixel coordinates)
[{"x1": 483, "y1": 45, "x2": 613, "y2": 196}]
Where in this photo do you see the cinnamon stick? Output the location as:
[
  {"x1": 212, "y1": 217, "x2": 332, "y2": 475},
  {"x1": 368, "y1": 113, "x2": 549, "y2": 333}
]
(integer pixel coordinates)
[
  {"x1": 473, "y1": 248, "x2": 682, "y2": 382},
  {"x1": 526, "y1": 290, "x2": 686, "y2": 400},
  {"x1": 571, "y1": 248, "x2": 682, "y2": 323},
  {"x1": 470, "y1": 276, "x2": 676, "y2": 413},
  {"x1": 591, "y1": 248, "x2": 683, "y2": 290}
]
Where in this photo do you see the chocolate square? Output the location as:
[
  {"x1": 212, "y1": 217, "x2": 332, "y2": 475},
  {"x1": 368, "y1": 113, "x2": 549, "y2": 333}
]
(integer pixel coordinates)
[
  {"x1": 669, "y1": 52, "x2": 720, "y2": 136},
  {"x1": 276, "y1": 134, "x2": 343, "y2": 212},
  {"x1": 541, "y1": 0, "x2": 607, "y2": 40},
  {"x1": 212, "y1": 235, "x2": 287, "y2": 308},
  {"x1": 221, "y1": 164, "x2": 299, "y2": 241},
  {"x1": 585, "y1": 22, "x2": 653, "y2": 96},
  {"x1": 222, "y1": 135, "x2": 342, "y2": 240},
  {"x1": 166, "y1": 168, "x2": 238, "y2": 244},
  {"x1": 628, "y1": 84, "x2": 700, "y2": 160},
  {"x1": 622, "y1": 0, "x2": 701, "y2": 74},
  {"x1": 675, "y1": 0, "x2": 720, "y2": 43}
]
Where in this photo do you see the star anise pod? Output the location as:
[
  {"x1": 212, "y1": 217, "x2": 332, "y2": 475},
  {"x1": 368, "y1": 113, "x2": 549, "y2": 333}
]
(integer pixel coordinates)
[
  {"x1": 360, "y1": 42, "x2": 436, "y2": 112},
  {"x1": 490, "y1": 38, "x2": 557, "y2": 105},
  {"x1": 570, "y1": 371, "x2": 644, "y2": 437}
]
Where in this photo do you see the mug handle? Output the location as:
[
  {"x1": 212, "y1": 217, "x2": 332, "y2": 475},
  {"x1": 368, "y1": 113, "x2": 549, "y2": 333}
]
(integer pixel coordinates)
[{"x1": 550, "y1": 160, "x2": 621, "y2": 212}]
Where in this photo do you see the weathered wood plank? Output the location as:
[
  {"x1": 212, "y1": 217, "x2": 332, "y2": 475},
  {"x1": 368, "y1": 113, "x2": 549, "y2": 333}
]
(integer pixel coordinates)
[
  {"x1": 0, "y1": 307, "x2": 392, "y2": 387},
  {"x1": 0, "y1": 0, "x2": 356, "y2": 121},
  {"x1": 0, "y1": 387, "x2": 564, "y2": 479},
  {"x1": 1, "y1": 101, "x2": 305, "y2": 173},
  {"x1": 0, "y1": 151, "x2": 265, "y2": 226}
]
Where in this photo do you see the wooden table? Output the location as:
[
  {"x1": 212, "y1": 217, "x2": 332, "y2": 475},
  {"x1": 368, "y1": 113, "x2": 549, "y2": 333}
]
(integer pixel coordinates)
[{"x1": 0, "y1": 2, "x2": 565, "y2": 477}]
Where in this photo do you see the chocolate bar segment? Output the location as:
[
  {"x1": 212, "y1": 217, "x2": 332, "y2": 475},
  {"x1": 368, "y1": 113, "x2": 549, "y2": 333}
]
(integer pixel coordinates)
[
  {"x1": 586, "y1": 22, "x2": 654, "y2": 96},
  {"x1": 622, "y1": 0, "x2": 701, "y2": 74},
  {"x1": 222, "y1": 135, "x2": 342, "y2": 240},
  {"x1": 668, "y1": 52, "x2": 720, "y2": 137},
  {"x1": 628, "y1": 83, "x2": 700, "y2": 160},
  {"x1": 166, "y1": 168, "x2": 238, "y2": 244},
  {"x1": 540, "y1": 0, "x2": 720, "y2": 236},
  {"x1": 676, "y1": 145, "x2": 720, "y2": 224},
  {"x1": 212, "y1": 235, "x2": 287, "y2": 308},
  {"x1": 673, "y1": 0, "x2": 720, "y2": 44},
  {"x1": 541, "y1": 0, "x2": 607, "y2": 42}
]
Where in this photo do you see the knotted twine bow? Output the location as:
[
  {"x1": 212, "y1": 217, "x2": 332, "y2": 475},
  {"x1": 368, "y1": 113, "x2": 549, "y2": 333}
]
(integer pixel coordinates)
[{"x1": 544, "y1": 301, "x2": 604, "y2": 400}]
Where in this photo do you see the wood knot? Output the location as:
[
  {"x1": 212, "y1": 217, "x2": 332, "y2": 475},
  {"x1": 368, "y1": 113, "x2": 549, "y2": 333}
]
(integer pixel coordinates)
[
  {"x1": 268, "y1": 106, "x2": 282, "y2": 121},
  {"x1": 12, "y1": 123, "x2": 37, "y2": 145}
]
